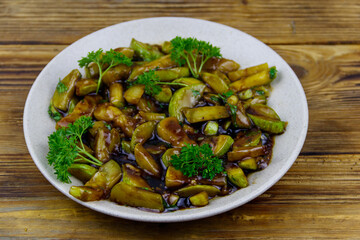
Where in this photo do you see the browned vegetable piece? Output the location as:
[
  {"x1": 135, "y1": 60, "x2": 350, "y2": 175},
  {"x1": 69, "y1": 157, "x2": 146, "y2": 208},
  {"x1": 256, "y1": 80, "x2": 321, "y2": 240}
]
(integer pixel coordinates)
[
  {"x1": 247, "y1": 104, "x2": 280, "y2": 120},
  {"x1": 238, "y1": 157, "x2": 258, "y2": 170},
  {"x1": 139, "y1": 111, "x2": 166, "y2": 121},
  {"x1": 211, "y1": 69, "x2": 231, "y2": 85},
  {"x1": 68, "y1": 164, "x2": 97, "y2": 183},
  {"x1": 157, "y1": 117, "x2": 196, "y2": 147},
  {"x1": 108, "y1": 128, "x2": 121, "y2": 152},
  {"x1": 85, "y1": 160, "x2": 122, "y2": 195},
  {"x1": 128, "y1": 55, "x2": 177, "y2": 80},
  {"x1": 227, "y1": 145, "x2": 265, "y2": 162},
  {"x1": 137, "y1": 97, "x2": 157, "y2": 113},
  {"x1": 154, "y1": 86, "x2": 172, "y2": 103},
  {"x1": 75, "y1": 79, "x2": 97, "y2": 96},
  {"x1": 154, "y1": 67, "x2": 190, "y2": 82},
  {"x1": 183, "y1": 106, "x2": 230, "y2": 123},
  {"x1": 130, "y1": 121, "x2": 156, "y2": 152},
  {"x1": 56, "y1": 95, "x2": 102, "y2": 129},
  {"x1": 110, "y1": 182, "x2": 164, "y2": 212},
  {"x1": 233, "y1": 101, "x2": 251, "y2": 128},
  {"x1": 161, "y1": 148, "x2": 181, "y2": 167},
  {"x1": 233, "y1": 129, "x2": 262, "y2": 149},
  {"x1": 122, "y1": 164, "x2": 151, "y2": 189},
  {"x1": 102, "y1": 65, "x2": 131, "y2": 86},
  {"x1": 124, "y1": 85, "x2": 145, "y2": 105},
  {"x1": 189, "y1": 191, "x2": 209, "y2": 207},
  {"x1": 203, "y1": 57, "x2": 240, "y2": 73},
  {"x1": 175, "y1": 185, "x2": 220, "y2": 197},
  {"x1": 94, "y1": 104, "x2": 136, "y2": 137},
  {"x1": 200, "y1": 72, "x2": 229, "y2": 94},
  {"x1": 243, "y1": 95, "x2": 267, "y2": 109},
  {"x1": 134, "y1": 144, "x2": 161, "y2": 178},
  {"x1": 199, "y1": 174, "x2": 227, "y2": 187},
  {"x1": 228, "y1": 63, "x2": 268, "y2": 81},
  {"x1": 165, "y1": 166, "x2": 189, "y2": 188},
  {"x1": 114, "y1": 47, "x2": 135, "y2": 59},
  {"x1": 145, "y1": 145, "x2": 167, "y2": 155},
  {"x1": 94, "y1": 128, "x2": 110, "y2": 163},
  {"x1": 109, "y1": 83, "x2": 125, "y2": 108},
  {"x1": 69, "y1": 186, "x2": 103, "y2": 202},
  {"x1": 226, "y1": 164, "x2": 248, "y2": 188},
  {"x1": 230, "y1": 69, "x2": 272, "y2": 92},
  {"x1": 52, "y1": 69, "x2": 81, "y2": 111}
]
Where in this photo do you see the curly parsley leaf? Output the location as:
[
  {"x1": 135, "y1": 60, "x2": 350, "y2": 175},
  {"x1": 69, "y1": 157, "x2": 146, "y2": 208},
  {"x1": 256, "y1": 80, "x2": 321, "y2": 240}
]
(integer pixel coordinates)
[
  {"x1": 170, "y1": 143, "x2": 224, "y2": 180},
  {"x1": 212, "y1": 90, "x2": 238, "y2": 127},
  {"x1": 48, "y1": 105, "x2": 62, "y2": 122},
  {"x1": 56, "y1": 79, "x2": 68, "y2": 93},
  {"x1": 170, "y1": 36, "x2": 222, "y2": 78},
  {"x1": 269, "y1": 66, "x2": 277, "y2": 80},
  {"x1": 47, "y1": 116, "x2": 102, "y2": 183},
  {"x1": 78, "y1": 48, "x2": 133, "y2": 94}
]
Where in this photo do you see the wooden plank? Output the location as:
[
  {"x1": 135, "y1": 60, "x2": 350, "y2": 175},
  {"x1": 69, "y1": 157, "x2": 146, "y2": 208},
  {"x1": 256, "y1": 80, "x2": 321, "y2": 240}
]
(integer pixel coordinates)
[
  {"x1": 0, "y1": 154, "x2": 359, "y2": 238},
  {"x1": 1, "y1": 44, "x2": 359, "y2": 154},
  {"x1": 1, "y1": 0, "x2": 360, "y2": 45}
]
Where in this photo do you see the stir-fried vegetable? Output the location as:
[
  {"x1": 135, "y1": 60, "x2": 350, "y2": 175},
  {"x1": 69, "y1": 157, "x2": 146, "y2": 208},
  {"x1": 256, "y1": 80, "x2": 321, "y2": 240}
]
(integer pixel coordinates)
[{"x1": 46, "y1": 37, "x2": 287, "y2": 212}]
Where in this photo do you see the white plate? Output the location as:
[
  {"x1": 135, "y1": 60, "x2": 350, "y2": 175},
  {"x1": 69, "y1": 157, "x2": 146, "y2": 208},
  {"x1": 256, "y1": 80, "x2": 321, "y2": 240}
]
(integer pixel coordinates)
[{"x1": 23, "y1": 17, "x2": 308, "y2": 222}]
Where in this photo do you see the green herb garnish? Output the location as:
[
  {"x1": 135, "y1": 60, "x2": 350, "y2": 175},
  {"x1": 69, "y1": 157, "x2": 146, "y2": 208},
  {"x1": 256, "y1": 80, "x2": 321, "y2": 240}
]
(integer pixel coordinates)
[
  {"x1": 269, "y1": 66, "x2": 277, "y2": 80},
  {"x1": 211, "y1": 90, "x2": 238, "y2": 127},
  {"x1": 170, "y1": 143, "x2": 224, "y2": 180},
  {"x1": 170, "y1": 36, "x2": 222, "y2": 78},
  {"x1": 192, "y1": 89, "x2": 200, "y2": 97},
  {"x1": 78, "y1": 49, "x2": 133, "y2": 94},
  {"x1": 47, "y1": 116, "x2": 103, "y2": 183},
  {"x1": 48, "y1": 105, "x2": 62, "y2": 122},
  {"x1": 129, "y1": 68, "x2": 187, "y2": 97},
  {"x1": 56, "y1": 79, "x2": 68, "y2": 93}
]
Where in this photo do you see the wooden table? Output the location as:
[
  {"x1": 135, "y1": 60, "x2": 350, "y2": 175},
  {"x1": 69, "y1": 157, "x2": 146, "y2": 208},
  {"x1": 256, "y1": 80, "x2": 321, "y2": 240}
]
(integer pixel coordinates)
[{"x1": 1, "y1": 0, "x2": 359, "y2": 239}]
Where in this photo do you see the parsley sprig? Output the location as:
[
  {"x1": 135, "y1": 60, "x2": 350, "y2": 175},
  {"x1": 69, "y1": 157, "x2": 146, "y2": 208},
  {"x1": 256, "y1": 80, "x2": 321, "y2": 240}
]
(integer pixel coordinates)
[
  {"x1": 78, "y1": 49, "x2": 133, "y2": 94},
  {"x1": 47, "y1": 116, "x2": 103, "y2": 183},
  {"x1": 211, "y1": 90, "x2": 238, "y2": 126},
  {"x1": 56, "y1": 78, "x2": 68, "y2": 93},
  {"x1": 170, "y1": 36, "x2": 222, "y2": 78},
  {"x1": 129, "y1": 68, "x2": 187, "y2": 97},
  {"x1": 170, "y1": 143, "x2": 224, "y2": 180}
]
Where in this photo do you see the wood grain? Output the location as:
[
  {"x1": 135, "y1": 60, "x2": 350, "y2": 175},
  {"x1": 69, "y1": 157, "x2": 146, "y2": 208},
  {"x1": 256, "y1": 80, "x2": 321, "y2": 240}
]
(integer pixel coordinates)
[
  {"x1": 1, "y1": 0, "x2": 360, "y2": 45},
  {"x1": 1, "y1": 154, "x2": 359, "y2": 238},
  {"x1": 1, "y1": 0, "x2": 360, "y2": 238}
]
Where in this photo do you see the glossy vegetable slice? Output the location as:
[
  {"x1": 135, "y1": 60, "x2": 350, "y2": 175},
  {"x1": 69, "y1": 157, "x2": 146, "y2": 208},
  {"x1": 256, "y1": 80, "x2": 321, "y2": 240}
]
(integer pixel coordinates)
[
  {"x1": 175, "y1": 185, "x2": 220, "y2": 197},
  {"x1": 227, "y1": 145, "x2": 265, "y2": 162},
  {"x1": 130, "y1": 38, "x2": 164, "y2": 61},
  {"x1": 110, "y1": 182, "x2": 164, "y2": 212},
  {"x1": 230, "y1": 69, "x2": 274, "y2": 92},
  {"x1": 68, "y1": 164, "x2": 97, "y2": 183},
  {"x1": 228, "y1": 63, "x2": 268, "y2": 81},
  {"x1": 154, "y1": 67, "x2": 190, "y2": 81},
  {"x1": 52, "y1": 69, "x2": 81, "y2": 111},
  {"x1": 247, "y1": 114, "x2": 286, "y2": 134},
  {"x1": 161, "y1": 148, "x2": 181, "y2": 168},
  {"x1": 189, "y1": 191, "x2": 209, "y2": 207},
  {"x1": 85, "y1": 160, "x2": 122, "y2": 195},
  {"x1": 183, "y1": 106, "x2": 230, "y2": 123},
  {"x1": 122, "y1": 164, "x2": 151, "y2": 189},
  {"x1": 200, "y1": 72, "x2": 229, "y2": 94},
  {"x1": 168, "y1": 83, "x2": 205, "y2": 122},
  {"x1": 247, "y1": 104, "x2": 280, "y2": 120},
  {"x1": 165, "y1": 166, "x2": 188, "y2": 188},
  {"x1": 75, "y1": 79, "x2": 97, "y2": 96},
  {"x1": 130, "y1": 121, "x2": 156, "y2": 152},
  {"x1": 109, "y1": 83, "x2": 125, "y2": 108},
  {"x1": 213, "y1": 135, "x2": 234, "y2": 157},
  {"x1": 134, "y1": 144, "x2": 161, "y2": 178},
  {"x1": 226, "y1": 165, "x2": 248, "y2": 188},
  {"x1": 238, "y1": 158, "x2": 258, "y2": 170},
  {"x1": 157, "y1": 117, "x2": 196, "y2": 147},
  {"x1": 69, "y1": 186, "x2": 103, "y2": 202}
]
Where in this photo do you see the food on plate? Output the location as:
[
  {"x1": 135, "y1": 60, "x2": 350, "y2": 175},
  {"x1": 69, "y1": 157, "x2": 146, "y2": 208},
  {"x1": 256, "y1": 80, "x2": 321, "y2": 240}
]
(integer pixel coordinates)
[{"x1": 47, "y1": 37, "x2": 287, "y2": 212}]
